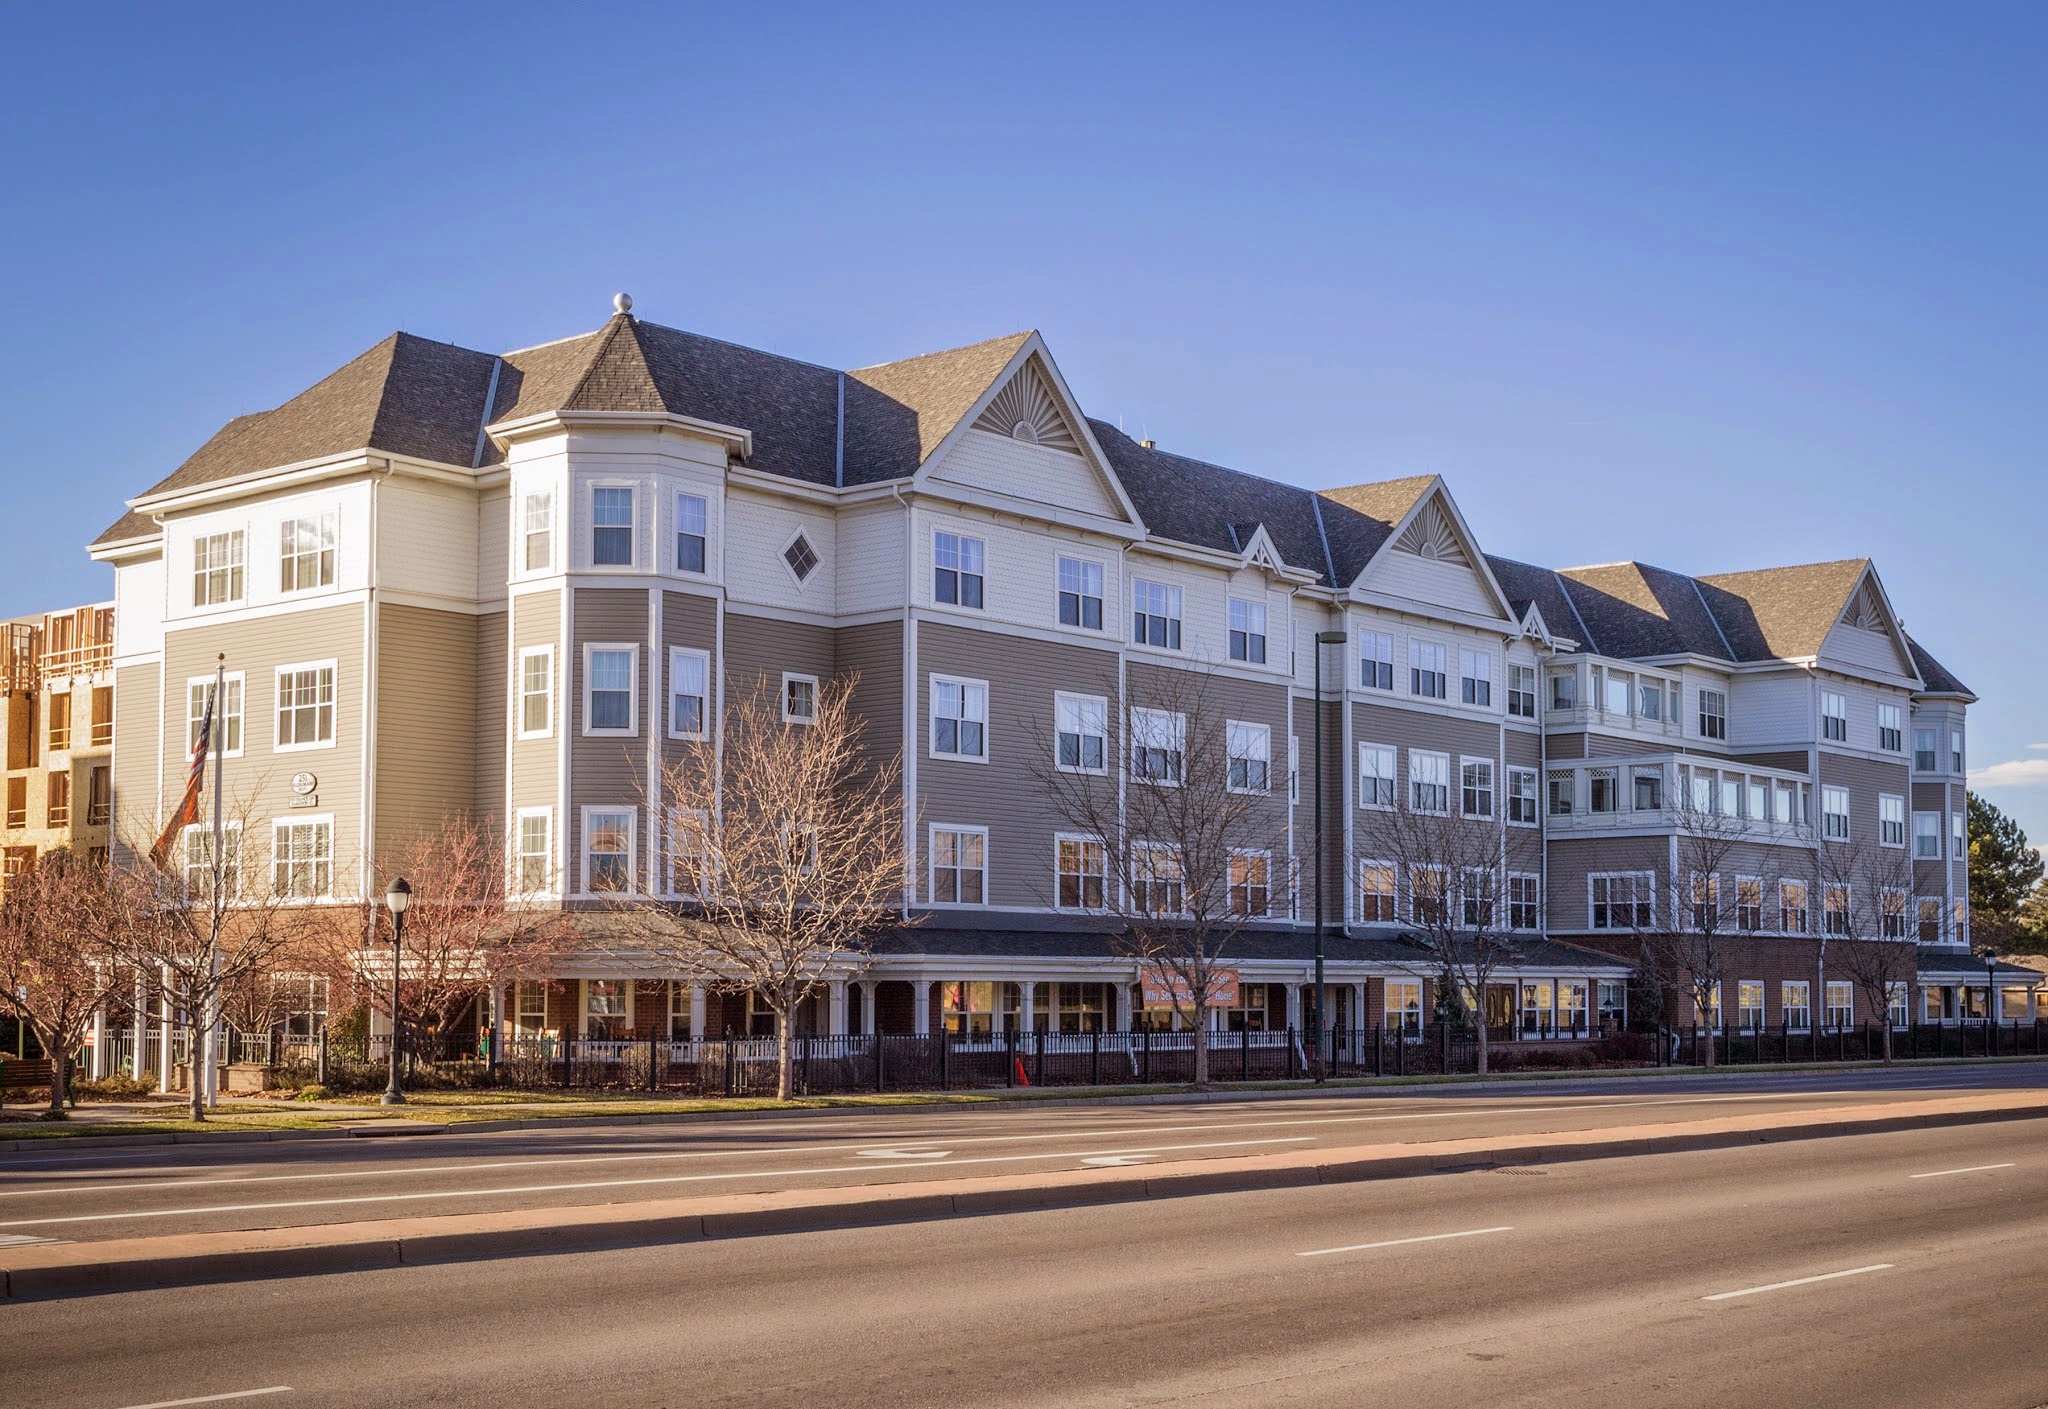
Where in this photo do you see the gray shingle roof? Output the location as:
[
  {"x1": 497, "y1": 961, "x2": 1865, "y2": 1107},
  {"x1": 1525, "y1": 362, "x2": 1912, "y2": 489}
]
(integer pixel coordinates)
[
  {"x1": 1315, "y1": 475, "x2": 1438, "y2": 585},
  {"x1": 1556, "y1": 561, "x2": 1735, "y2": 660},
  {"x1": 1693, "y1": 558, "x2": 1871, "y2": 662},
  {"x1": 1485, "y1": 555, "x2": 1589, "y2": 645},
  {"x1": 842, "y1": 333, "x2": 1034, "y2": 486},
  {"x1": 1906, "y1": 637, "x2": 1973, "y2": 698}
]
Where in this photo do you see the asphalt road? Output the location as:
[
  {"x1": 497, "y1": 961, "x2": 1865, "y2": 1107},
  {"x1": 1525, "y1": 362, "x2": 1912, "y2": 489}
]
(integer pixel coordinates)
[
  {"x1": 4, "y1": 1118, "x2": 2044, "y2": 1409},
  {"x1": 0, "y1": 1062, "x2": 2042, "y2": 1243}
]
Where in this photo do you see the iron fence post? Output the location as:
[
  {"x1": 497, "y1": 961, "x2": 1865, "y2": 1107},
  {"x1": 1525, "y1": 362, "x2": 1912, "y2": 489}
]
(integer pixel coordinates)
[
  {"x1": 317, "y1": 1029, "x2": 328, "y2": 1086},
  {"x1": 877, "y1": 1033, "x2": 887, "y2": 1094},
  {"x1": 1090, "y1": 1028, "x2": 1099, "y2": 1086},
  {"x1": 1143, "y1": 1025, "x2": 1153, "y2": 1084},
  {"x1": 1241, "y1": 1023, "x2": 1250, "y2": 1082}
]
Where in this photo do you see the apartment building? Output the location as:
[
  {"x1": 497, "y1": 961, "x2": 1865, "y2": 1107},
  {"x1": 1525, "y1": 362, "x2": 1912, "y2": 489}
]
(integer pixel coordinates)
[
  {"x1": 0, "y1": 604, "x2": 115, "y2": 885},
  {"x1": 90, "y1": 298, "x2": 2008, "y2": 1042}
]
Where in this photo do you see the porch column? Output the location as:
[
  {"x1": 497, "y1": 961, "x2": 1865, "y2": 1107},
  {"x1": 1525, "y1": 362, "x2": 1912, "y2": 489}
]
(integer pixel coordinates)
[
  {"x1": 88, "y1": 996, "x2": 105, "y2": 1080},
  {"x1": 688, "y1": 984, "x2": 707, "y2": 1041},
  {"x1": 858, "y1": 981, "x2": 876, "y2": 1035},
  {"x1": 1019, "y1": 981, "x2": 1036, "y2": 1034},
  {"x1": 156, "y1": 965, "x2": 173, "y2": 1094},
  {"x1": 489, "y1": 984, "x2": 505, "y2": 1041},
  {"x1": 1285, "y1": 983, "x2": 1303, "y2": 1032},
  {"x1": 827, "y1": 981, "x2": 848, "y2": 1036},
  {"x1": 1352, "y1": 983, "x2": 1367, "y2": 1035},
  {"x1": 1113, "y1": 979, "x2": 1133, "y2": 1030},
  {"x1": 912, "y1": 980, "x2": 932, "y2": 1035},
  {"x1": 134, "y1": 968, "x2": 149, "y2": 1078}
]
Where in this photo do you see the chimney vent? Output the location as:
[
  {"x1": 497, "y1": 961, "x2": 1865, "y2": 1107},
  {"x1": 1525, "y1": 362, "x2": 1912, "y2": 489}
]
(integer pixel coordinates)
[{"x1": 1139, "y1": 438, "x2": 1156, "y2": 450}]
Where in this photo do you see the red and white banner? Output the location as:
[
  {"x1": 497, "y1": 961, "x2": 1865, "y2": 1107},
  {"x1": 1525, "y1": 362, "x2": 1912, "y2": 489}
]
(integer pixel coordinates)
[{"x1": 1140, "y1": 966, "x2": 1240, "y2": 1009}]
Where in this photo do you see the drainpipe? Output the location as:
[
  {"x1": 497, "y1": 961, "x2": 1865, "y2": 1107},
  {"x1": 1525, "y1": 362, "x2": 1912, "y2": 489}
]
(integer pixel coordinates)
[{"x1": 890, "y1": 482, "x2": 914, "y2": 923}]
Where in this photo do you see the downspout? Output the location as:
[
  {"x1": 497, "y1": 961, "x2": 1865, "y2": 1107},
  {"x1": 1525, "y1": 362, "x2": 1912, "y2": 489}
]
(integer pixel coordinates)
[
  {"x1": 363, "y1": 457, "x2": 397, "y2": 906},
  {"x1": 890, "y1": 482, "x2": 914, "y2": 922}
]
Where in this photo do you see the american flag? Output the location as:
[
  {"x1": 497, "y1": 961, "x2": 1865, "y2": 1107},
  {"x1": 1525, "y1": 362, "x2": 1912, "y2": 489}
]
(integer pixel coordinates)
[{"x1": 150, "y1": 683, "x2": 214, "y2": 870}]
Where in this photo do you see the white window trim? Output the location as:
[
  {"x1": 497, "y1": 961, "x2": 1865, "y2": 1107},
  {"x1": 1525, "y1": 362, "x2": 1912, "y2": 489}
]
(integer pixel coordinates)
[
  {"x1": 665, "y1": 805, "x2": 713, "y2": 900},
  {"x1": 931, "y1": 528, "x2": 987, "y2": 611},
  {"x1": 1912, "y1": 810, "x2": 1943, "y2": 860},
  {"x1": 1877, "y1": 792, "x2": 1906, "y2": 849},
  {"x1": 779, "y1": 527, "x2": 821, "y2": 590},
  {"x1": 1357, "y1": 857, "x2": 1398, "y2": 924},
  {"x1": 277, "y1": 509, "x2": 339, "y2": 596},
  {"x1": 579, "y1": 805, "x2": 638, "y2": 897},
  {"x1": 1228, "y1": 846, "x2": 1273, "y2": 917},
  {"x1": 186, "y1": 671, "x2": 247, "y2": 760},
  {"x1": 512, "y1": 806, "x2": 555, "y2": 897},
  {"x1": 1053, "y1": 690, "x2": 1109, "y2": 776},
  {"x1": 1358, "y1": 742, "x2": 1396, "y2": 811},
  {"x1": 1226, "y1": 719, "x2": 1271, "y2": 796},
  {"x1": 516, "y1": 647, "x2": 554, "y2": 741},
  {"x1": 1736, "y1": 980, "x2": 1766, "y2": 1033},
  {"x1": 272, "y1": 659, "x2": 339, "y2": 755},
  {"x1": 582, "y1": 643, "x2": 639, "y2": 738},
  {"x1": 269, "y1": 813, "x2": 336, "y2": 900},
  {"x1": 673, "y1": 490, "x2": 710, "y2": 577},
  {"x1": 1129, "y1": 706, "x2": 1186, "y2": 787},
  {"x1": 928, "y1": 673, "x2": 991, "y2": 764},
  {"x1": 1053, "y1": 554, "x2": 1108, "y2": 635},
  {"x1": 1507, "y1": 871, "x2": 1542, "y2": 930},
  {"x1": 927, "y1": 822, "x2": 991, "y2": 909},
  {"x1": 519, "y1": 488, "x2": 555, "y2": 575},
  {"x1": 1821, "y1": 785, "x2": 1851, "y2": 841},
  {"x1": 1408, "y1": 748, "x2": 1452, "y2": 815},
  {"x1": 1458, "y1": 755, "x2": 1495, "y2": 819},
  {"x1": 782, "y1": 672, "x2": 820, "y2": 725},
  {"x1": 589, "y1": 480, "x2": 640, "y2": 570},
  {"x1": 1506, "y1": 766, "x2": 1539, "y2": 828},
  {"x1": 191, "y1": 527, "x2": 248, "y2": 609},
  {"x1": 1587, "y1": 870, "x2": 1657, "y2": 930},
  {"x1": 1053, "y1": 831, "x2": 1108, "y2": 913},
  {"x1": 667, "y1": 646, "x2": 711, "y2": 741},
  {"x1": 1407, "y1": 862, "x2": 1451, "y2": 924}
]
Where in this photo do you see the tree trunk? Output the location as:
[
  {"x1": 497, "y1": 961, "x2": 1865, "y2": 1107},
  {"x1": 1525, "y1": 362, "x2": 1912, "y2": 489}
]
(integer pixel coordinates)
[
  {"x1": 775, "y1": 1008, "x2": 794, "y2": 1102},
  {"x1": 1476, "y1": 1019, "x2": 1489, "y2": 1076},
  {"x1": 1193, "y1": 1020, "x2": 1209, "y2": 1089},
  {"x1": 1881, "y1": 1018, "x2": 1894, "y2": 1066},
  {"x1": 189, "y1": 1019, "x2": 207, "y2": 1122},
  {"x1": 45, "y1": 1046, "x2": 69, "y2": 1119},
  {"x1": 1702, "y1": 1026, "x2": 1717, "y2": 1067}
]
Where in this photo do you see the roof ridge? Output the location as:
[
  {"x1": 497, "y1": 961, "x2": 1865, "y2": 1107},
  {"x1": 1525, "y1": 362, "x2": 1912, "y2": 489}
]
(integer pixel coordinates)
[
  {"x1": 1695, "y1": 555, "x2": 1871, "y2": 583},
  {"x1": 631, "y1": 317, "x2": 844, "y2": 375},
  {"x1": 1308, "y1": 492, "x2": 1338, "y2": 587},
  {"x1": 560, "y1": 313, "x2": 639, "y2": 411},
  {"x1": 1084, "y1": 418, "x2": 1328, "y2": 501},
  {"x1": 1686, "y1": 574, "x2": 1737, "y2": 659},
  {"x1": 1552, "y1": 572, "x2": 1601, "y2": 653},
  {"x1": 848, "y1": 330, "x2": 1034, "y2": 374}
]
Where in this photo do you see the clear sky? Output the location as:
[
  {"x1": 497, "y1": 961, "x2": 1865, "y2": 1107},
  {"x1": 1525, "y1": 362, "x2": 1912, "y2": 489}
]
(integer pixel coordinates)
[{"x1": 2, "y1": 4, "x2": 2041, "y2": 839}]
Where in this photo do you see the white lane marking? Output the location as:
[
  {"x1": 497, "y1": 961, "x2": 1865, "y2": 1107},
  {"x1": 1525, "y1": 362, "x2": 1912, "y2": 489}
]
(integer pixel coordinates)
[
  {"x1": 0, "y1": 1137, "x2": 1315, "y2": 1229},
  {"x1": 0, "y1": 1091, "x2": 1853, "y2": 1199},
  {"x1": 1702, "y1": 1264, "x2": 1894, "y2": 1301},
  {"x1": 856, "y1": 1148, "x2": 952, "y2": 1160},
  {"x1": 115, "y1": 1389, "x2": 292, "y2": 1409},
  {"x1": 1908, "y1": 1163, "x2": 2016, "y2": 1179},
  {"x1": 1080, "y1": 1155, "x2": 1153, "y2": 1167},
  {"x1": 1299, "y1": 1226, "x2": 1513, "y2": 1258}
]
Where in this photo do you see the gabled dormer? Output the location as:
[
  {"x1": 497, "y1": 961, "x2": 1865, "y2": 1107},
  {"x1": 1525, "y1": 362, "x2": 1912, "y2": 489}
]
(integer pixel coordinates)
[{"x1": 1340, "y1": 478, "x2": 1518, "y2": 627}]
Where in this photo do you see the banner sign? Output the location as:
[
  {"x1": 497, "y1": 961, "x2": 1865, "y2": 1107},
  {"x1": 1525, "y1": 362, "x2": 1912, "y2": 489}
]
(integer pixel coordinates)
[{"x1": 1140, "y1": 966, "x2": 1239, "y2": 1009}]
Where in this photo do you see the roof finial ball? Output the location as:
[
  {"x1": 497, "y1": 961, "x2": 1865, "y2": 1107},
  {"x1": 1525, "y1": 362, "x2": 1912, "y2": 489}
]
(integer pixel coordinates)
[{"x1": 613, "y1": 292, "x2": 633, "y2": 316}]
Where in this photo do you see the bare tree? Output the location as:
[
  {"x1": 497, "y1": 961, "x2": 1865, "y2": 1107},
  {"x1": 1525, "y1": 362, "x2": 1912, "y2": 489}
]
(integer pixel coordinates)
[
  {"x1": 311, "y1": 812, "x2": 572, "y2": 1057},
  {"x1": 119, "y1": 796, "x2": 351, "y2": 1120},
  {"x1": 604, "y1": 675, "x2": 910, "y2": 1101},
  {"x1": 1028, "y1": 664, "x2": 1292, "y2": 1087},
  {"x1": 0, "y1": 849, "x2": 133, "y2": 1116},
  {"x1": 1820, "y1": 829, "x2": 1920, "y2": 1064},
  {"x1": 1354, "y1": 786, "x2": 1537, "y2": 1076},
  {"x1": 1635, "y1": 785, "x2": 1748, "y2": 1067}
]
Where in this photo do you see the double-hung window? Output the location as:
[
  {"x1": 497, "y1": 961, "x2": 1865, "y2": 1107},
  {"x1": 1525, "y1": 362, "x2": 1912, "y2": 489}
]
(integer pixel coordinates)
[
  {"x1": 931, "y1": 677, "x2": 988, "y2": 760},
  {"x1": 1460, "y1": 759, "x2": 1494, "y2": 818},
  {"x1": 1054, "y1": 693, "x2": 1107, "y2": 773},
  {"x1": 585, "y1": 647, "x2": 636, "y2": 735},
  {"x1": 1917, "y1": 897, "x2": 1943, "y2": 943},
  {"x1": 1826, "y1": 982, "x2": 1854, "y2": 1029},
  {"x1": 1549, "y1": 670, "x2": 1577, "y2": 712},
  {"x1": 1547, "y1": 771, "x2": 1575, "y2": 816},
  {"x1": 1460, "y1": 869, "x2": 1496, "y2": 927},
  {"x1": 1359, "y1": 630, "x2": 1394, "y2": 690},
  {"x1": 933, "y1": 531, "x2": 985, "y2": 608},
  {"x1": 1131, "y1": 579, "x2": 1182, "y2": 649},
  {"x1": 1359, "y1": 861, "x2": 1397, "y2": 923},
  {"x1": 591, "y1": 486, "x2": 635, "y2": 567},
  {"x1": 1690, "y1": 872, "x2": 1720, "y2": 931},
  {"x1": 518, "y1": 649, "x2": 552, "y2": 738},
  {"x1": 1913, "y1": 727, "x2": 1938, "y2": 772},
  {"x1": 1878, "y1": 793, "x2": 1906, "y2": 847},
  {"x1": 279, "y1": 511, "x2": 337, "y2": 592},
  {"x1": 675, "y1": 493, "x2": 708, "y2": 573},
  {"x1": 1877, "y1": 702, "x2": 1902, "y2": 752},
  {"x1": 188, "y1": 675, "x2": 245, "y2": 756},
  {"x1": 1056, "y1": 556, "x2": 1103, "y2": 629},
  {"x1": 1228, "y1": 851, "x2": 1270, "y2": 917},
  {"x1": 1913, "y1": 811, "x2": 1940, "y2": 859},
  {"x1": 1130, "y1": 707, "x2": 1185, "y2": 784},
  {"x1": 1359, "y1": 743, "x2": 1395, "y2": 809},
  {"x1": 1698, "y1": 688, "x2": 1727, "y2": 740},
  {"x1": 1736, "y1": 877, "x2": 1764, "y2": 932},
  {"x1": 1951, "y1": 730, "x2": 1964, "y2": 772},
  {"x1": 1228, "y1": 599, "x2": 1268, "y2": 664},
  {"x1": 668, "y1": 808, "x2": 711, "y2": 898},
  {"x1": 1952, "y1": 810, "x2": 1966, "y2": 861},
  {"x1": 271, "y1": 819, "x2": 333, "y2": 899},
  {"x1": 275, "y1": 664, "x2": 335, "y2": 749},
  {"x1": 930, "y1": 826, "x2": 988, "y2": 905},
  {"x1": 45, "y1": 772, "x2": 69, "y2": 828},
  {"x1": 1133, "y1": 846, "x2": 1184, "y2": 915},
  {"x1": 1590, "y1": 873, "x2": 1653, "y2": 930},
  {"x1": 1639, "y1": 681, "x2": 1664, "y2": 722},
  {"x1": 1780, "y1": 879, "x2": 1810, "y2": 934},
  {"x1": 1226, "y1": 721, "x2": 1270, "y2": 793},
  {"x1": 1409, "y1": 865, "x2": 1450, "y2": 925},
  {"x1": 1409, "y1": 750, "x2": 1450, "y2": 814},
  {"x1": 1507, "y1": 767, "x2": 1539, "y2": 825},
  {"x1": 668, "y1": 649, "x2": 708, "y2": 738},
  {"x1": 1507, "y1": 665, "x2": 1537, "y2": 717},
  {"x1": 1823, "y1": 884, "x2": 1851, "y2": 936},
  {"x1": 1508, "y1": 874, "x2": 1540, "y2": 930},
  {"x1": 1782, "y1": 981, "x2": 1812, "y2": 1031},
  {"x1": 183, "y1": 823, "x2": 242, "y2": 902},
  {"x1": 1822, "y1": 785, "x2": 1851, "y2": 840},
  {"x1": 1459, "y1": 649, "x2": 1491, "y2": 706},
  {"x1": 522, "y1": 491, "x2": 553, "y2": 571},
  {"x1": 783, "y1": 673, "x2": 818, "y2": 724},
  {"x1": 1821, "y1": 690, "x2": 1848, "y2": 742},
  {"x1": 1880, "y1": 889, "x2": 1909, "y2": 939},
  {"x1": 1410, "y1": 640, "x2": 1447, "y2": 699},
  {"x1": 1055, "y1": 836, "x2": 1107, "y2": 910},
  {"x1": 515, "y1": 810, "x2": 552, "y2": 894},
  {"x1": 1738, "y1": 983, "x2": 1766, "y2": 1032},
  {"x1": 583, "y1": 808, "x2": 634, "y2": 893},
  {"x1": 193, "y1": 530, "x2": 245, "y2": 607}
]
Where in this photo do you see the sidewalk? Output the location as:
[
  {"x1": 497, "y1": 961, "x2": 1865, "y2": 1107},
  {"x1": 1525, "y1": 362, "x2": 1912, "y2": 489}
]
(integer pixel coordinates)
[{"x1": 5, "y1": 1087, "x2": 2043, "y2": 1300}]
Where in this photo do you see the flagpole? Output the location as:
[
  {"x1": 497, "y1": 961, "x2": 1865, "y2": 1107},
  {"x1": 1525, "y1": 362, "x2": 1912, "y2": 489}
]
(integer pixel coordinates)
[{"x1": 203, "y1": 655, "x2": 225, "y2": 1109}]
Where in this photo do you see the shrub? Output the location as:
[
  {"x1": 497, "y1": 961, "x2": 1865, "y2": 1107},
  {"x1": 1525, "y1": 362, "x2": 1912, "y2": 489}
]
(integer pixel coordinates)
[
  {"x1": 1593, "y1": 1030, "x2": 1656, "y2": 1065},
  {"x1": 74, "y1": 1073, "x2": 159, "y2": 1100},
  {"x1": 295, "y1": 1084, "x2": 333, "y2": 1101}
]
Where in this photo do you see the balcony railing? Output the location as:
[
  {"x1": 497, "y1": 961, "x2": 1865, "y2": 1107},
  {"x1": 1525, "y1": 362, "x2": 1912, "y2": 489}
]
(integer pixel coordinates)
[
  {"x1": 1545, "y1": 753, "x2": 1815, "y2": 843},
  {"x1": 38, "y1": 607, "x2": 113, "y2": 681}
]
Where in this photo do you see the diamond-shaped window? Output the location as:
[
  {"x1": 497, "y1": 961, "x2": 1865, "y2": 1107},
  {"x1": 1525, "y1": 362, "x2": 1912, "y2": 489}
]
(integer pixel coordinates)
[{"x1": 783, "y1": 534, "x2": 819, "y2": 582}]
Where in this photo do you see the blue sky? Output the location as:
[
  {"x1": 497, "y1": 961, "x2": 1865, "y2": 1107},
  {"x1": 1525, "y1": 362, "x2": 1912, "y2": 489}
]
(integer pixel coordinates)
[{"x1": 2, "y1": 4, "x2": 2041, "y2": 840}]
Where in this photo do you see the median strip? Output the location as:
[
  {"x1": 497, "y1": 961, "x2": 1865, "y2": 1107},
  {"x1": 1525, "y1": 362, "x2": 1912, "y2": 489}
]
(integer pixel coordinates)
[{"x1": 3, "y1": 1090, "x2": 2042, "y2": 1301}]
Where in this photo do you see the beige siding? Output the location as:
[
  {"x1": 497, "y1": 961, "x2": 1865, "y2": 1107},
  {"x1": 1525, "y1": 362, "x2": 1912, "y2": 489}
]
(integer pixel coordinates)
[
  {"x1": 834, "y1": 620, "x2": 904, "y2": 774},
  {"x1": 1818, "y1": 750, "x2": 1912, "y2": 849},
  {"x1": 569, "y1": 587, "x2": 652, "y2": 887},
  {"x1": 474, "y1": 611, "x2": 507, "y2": 815},
  {"x1": 374, "y1": 603, "x2": 478, "y2": 852},
  {"x1": 724, "y1": 609, "x2": 835, "y2": 712},
  {"x1": 917, "y1": 621, "x2": 1120, "y2": 908},
  {"x1": 111, "y1": 662, "x2": 162, "y2": 856},
  {"x1": 658, "y1": 589, "x2": 718, "y2": 765},
  {"x1": 1546, "y1": 835, "x2": 1668, "y2": 934},
  {"x1": 509, "y1": 589, "x2": 561, "y2": 810}
]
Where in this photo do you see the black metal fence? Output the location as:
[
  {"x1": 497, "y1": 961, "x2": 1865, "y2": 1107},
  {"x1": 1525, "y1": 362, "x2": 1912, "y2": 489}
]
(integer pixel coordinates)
[{"x1": 1660, "y1": 1019, "x2": 2048, "y2": 1066}]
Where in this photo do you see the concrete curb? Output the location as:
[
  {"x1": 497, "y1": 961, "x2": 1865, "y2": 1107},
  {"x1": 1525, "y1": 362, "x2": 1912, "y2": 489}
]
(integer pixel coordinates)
[
  {"x1": 9, "y1": 1055, "x2": 2047, "y2": 1154},
  {"x1": 6, "y1": 1094, "x2": 2044, "y2": 1301}
]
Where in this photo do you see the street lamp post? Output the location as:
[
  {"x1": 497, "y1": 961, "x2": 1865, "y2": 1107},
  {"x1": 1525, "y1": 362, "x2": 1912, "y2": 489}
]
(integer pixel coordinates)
[
  {"x1": 1311, "y1": 628, "x2": 1348, "y2": 1081},
  {"x1": 1977, "y1": 944, "x2": 2000, "y2": 1053},
  {"x1": 382, "y1": 876, "x2": 413, "y2": 1106}
]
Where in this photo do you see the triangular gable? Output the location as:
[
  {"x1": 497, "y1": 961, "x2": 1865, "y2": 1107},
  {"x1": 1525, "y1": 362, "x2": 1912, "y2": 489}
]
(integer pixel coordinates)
[
  {"x1": 919, "y1": 338, "x2": 1144, "y2": 530},
  {"x1": 1228, "y1": 521, "x2": 1310, "y2": 580},
  {"x1": 1820, "y1": 564, "x2": 1920, "y2": 683},
  {"x1": 1350, "y1": 480, "x2": 1516, "y2": 622}
]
